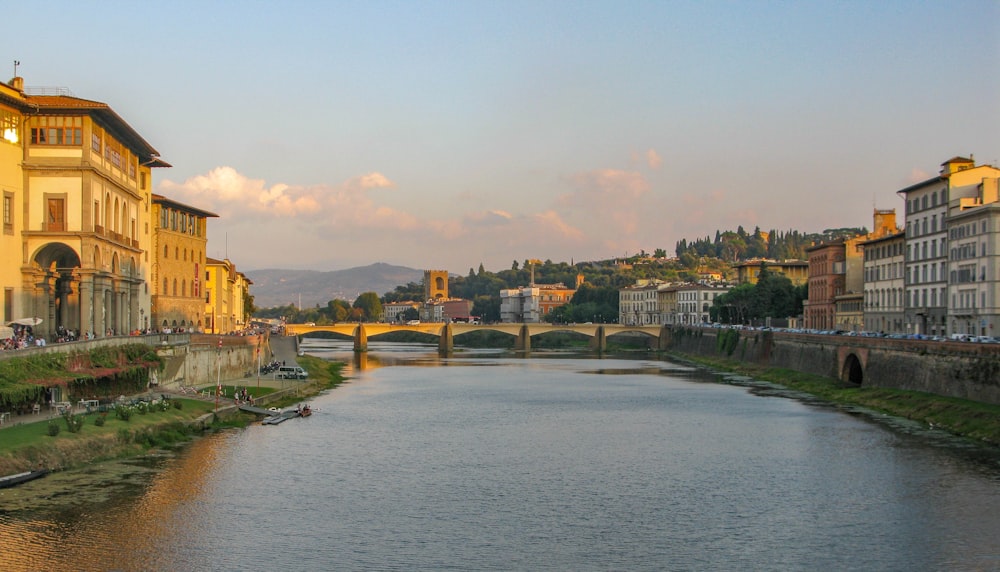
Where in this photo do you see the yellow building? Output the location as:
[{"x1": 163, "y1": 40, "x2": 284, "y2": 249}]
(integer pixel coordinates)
[
  {"x1": 733, "y1": 259, "x2": 809, "y2": 286},
  {"x1": 204, "y1": 258, "x2": 252, "y2": 334},
  {"x1": 1, "y1": 81, "x2": 25, "y2": 324},
  {"x1": 151, "y1": 194, "x2": 217, "y2": 332},
  {"x1": 0, "y1": 76, "x2": 169, "y2": 339}
]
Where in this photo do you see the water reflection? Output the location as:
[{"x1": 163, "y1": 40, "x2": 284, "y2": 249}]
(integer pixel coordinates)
[{"x1": 1, "y1": 347, "x2": 998, "y2": 571}]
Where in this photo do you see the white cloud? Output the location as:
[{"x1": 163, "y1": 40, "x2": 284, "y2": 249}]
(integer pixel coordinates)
[{"x1": 646, "y1": 149, "x2": 662, "y2": 170}]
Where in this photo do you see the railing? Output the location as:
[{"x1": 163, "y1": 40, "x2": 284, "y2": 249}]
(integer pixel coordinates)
[{"x1": 0, "y1": 333, "x2": 192, "y2": 361}]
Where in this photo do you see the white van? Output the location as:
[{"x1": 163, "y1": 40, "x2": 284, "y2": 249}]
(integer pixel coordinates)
[{"x1": 276, "y1": 366, "x2": 308, "y2": 379}]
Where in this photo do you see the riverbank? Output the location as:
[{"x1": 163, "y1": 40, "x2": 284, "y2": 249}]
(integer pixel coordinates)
[
  {"x1": 0, "y1": 355, "x2": 345, "y2": 476},
  {"x1": 670, "y1": 351, "x2": 1000, "y2": 447}
]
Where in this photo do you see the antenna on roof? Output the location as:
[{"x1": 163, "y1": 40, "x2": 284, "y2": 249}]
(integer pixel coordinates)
[{"x1": 13, "y1": 60, "x2": 19, "y2": 77}]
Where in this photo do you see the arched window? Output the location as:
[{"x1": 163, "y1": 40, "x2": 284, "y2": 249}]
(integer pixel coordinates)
[
  {"x1": 163, "y1": 277, "x2": 168, "y2": 294},
  {"x1": 173, "y1": 279, "x2": 177, "y2": 296},
  {"x1": 182, "y1": 279, "x2": 187, "y2": 297},
  {"x1": 164, "y1": 245, "x2": 169, "y2": 258}
]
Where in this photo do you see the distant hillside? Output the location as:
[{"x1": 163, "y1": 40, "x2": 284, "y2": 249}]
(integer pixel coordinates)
[{"x1": 248, "y1": 263, "x2": 424, "y2": 309}]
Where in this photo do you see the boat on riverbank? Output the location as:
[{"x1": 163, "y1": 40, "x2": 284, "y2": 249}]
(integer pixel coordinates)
[{"x1": 0, "y1": 469, "x2": 50, "y2": 489}]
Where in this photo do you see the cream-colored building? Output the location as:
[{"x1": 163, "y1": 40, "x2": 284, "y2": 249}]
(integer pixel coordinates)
[
  {"x1": 204, "y1": 258, "x2": 252, "y2": 334},
  {"x1": 619, "y1": 279, "x2": 666, "y2": 325},
  {"x1": 946, "y1": 170, "x2": 1000, "y2": 337},
  {"x1": 0, "y1": 76, "x2": 169, "y2": 338},
  {"x1": 151, "y1": 194, "x2": 217, "y2": 332}
]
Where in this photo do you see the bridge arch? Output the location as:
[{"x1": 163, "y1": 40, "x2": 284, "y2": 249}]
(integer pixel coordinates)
[{"x1": 841, "y1": 353, "x2": 864, "y2": 386}]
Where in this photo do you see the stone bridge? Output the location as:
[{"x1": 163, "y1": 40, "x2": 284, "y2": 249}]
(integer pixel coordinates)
[{"x1": 283, "y1": 322, "x2": 668, "y2": 353}]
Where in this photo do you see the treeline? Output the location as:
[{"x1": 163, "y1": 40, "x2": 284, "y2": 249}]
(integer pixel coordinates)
[{"x1": 675, "y1": 226, "x2": 867, "y2": 262}]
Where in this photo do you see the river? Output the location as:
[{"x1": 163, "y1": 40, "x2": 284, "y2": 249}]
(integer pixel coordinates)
[{"x1": 1, "y1": 341, "x2": 999, "y2": 571}]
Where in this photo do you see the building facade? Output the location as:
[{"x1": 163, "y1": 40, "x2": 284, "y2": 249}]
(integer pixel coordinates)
[
  {"x1": 733, "y1": 259, "x2": 809, "y2": 286},
  {"x1": 860, "y1": 230, "x2": 906, "y2": 334},
  {"x1": 946, "y1": 174, "x2": 1000, "y2": 337},
  {"x1": 500, "y1": 282, "x2": 577, "y2": 323},
  {"x1": 204, "y1": 258, "x2": 250, "y2": 334},
  {"x1": 0, "y1": 76, "x2": 169, "y2": 339},
  {"x1": 619, "y1": 280, "x2": 665, "y2": 325},
  {"x1": 898, "y1": 157, "x2": 1000, "y2": 336},
  {"x1": 151, "y1": 194, "x2": 217, "y2": 332},
  {"x1": 674, "y1": 283, "x2": 730, "y2": 325}
]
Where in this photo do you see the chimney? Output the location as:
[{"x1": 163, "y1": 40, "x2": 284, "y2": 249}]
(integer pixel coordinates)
[{"x1": 8, "y1": 77, "x2": 24, "y2": 91}]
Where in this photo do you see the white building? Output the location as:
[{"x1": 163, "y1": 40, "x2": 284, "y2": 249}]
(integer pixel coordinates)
[
  {"x1": 675, "y1": 283, "x2": 730, "y2": 325},
  {"x1": 384, "y1": 301, "x2": 420, "y2": 323},
  {"x1": 500, "y1": 287, "x2": 541, "y2": 323},
  {"x1": 897, "y1": 157, "x2": 1000, "y2": 336},
  {"x1": 618, "y1": 280, "x2": 666, "y2": 325}
]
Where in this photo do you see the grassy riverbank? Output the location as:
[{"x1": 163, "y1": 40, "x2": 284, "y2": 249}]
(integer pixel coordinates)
[
  {"x1": 0, "y1": 357, "x2": 346, "y2": 476},
  {"x1": 672, "y1": 352, "x2": 1000, "y2": 447}
]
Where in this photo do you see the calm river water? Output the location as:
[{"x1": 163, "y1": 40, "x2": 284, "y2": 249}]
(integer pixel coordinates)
[{"x1": 1, "y1": 342, "x2": 999, "y2": 571}]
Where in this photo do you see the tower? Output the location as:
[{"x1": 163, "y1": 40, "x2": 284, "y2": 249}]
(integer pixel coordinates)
[{"x1": 424, "y1": 270, "x2": 448, "y2": 300}]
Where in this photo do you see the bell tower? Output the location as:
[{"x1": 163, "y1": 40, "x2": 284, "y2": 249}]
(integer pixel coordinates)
[{"x1": 423, "y1": 270, "x2": 448, "y2": 300}]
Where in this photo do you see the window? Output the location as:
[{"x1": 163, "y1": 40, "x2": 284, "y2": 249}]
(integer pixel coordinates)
[
  {"x1": 3, "y1": 192, "x2": 12, "y2": 234},
  {"x1": 91, "y1": 132, "x2": 101, "y2": 153},
  {"x1": 103, "y1": 138, "x2": 123, "y2": 168},
  {"x1": 46, "y1": 197, "x2": 65, "y2": 231},
  {"x1": 1, "y1": 109, "x2": 18, "y2": 144},
  {"x1": 31, "y1": 127, "x2": 82, "y2": 145}
]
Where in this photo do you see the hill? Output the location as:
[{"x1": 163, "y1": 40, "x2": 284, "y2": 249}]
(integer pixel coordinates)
[{"x1": 247, "y1": 263, "x2": 424, "y2": 309}]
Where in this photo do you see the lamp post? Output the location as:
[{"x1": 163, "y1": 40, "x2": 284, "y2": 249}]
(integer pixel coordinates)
[{"x1": 139, "y1": 308, "x2": 145, "y2": 333}]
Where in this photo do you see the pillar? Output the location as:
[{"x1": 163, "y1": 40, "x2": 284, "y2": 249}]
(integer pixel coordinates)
[
  {"x1": 439, "y1": 322, "x2": 454, "y2": 354},
  {"x1": 658, "y1": 324, "x2": 671, "y2": 350},
  {"x1": 589, "y1": 325, "x2": 607, "y2": 353},
  {"x1": 515, "y1": 324, "x2": 531, "y2": 352},
  {"x1": 354, "y1": 323, "x2": 368, "y2": 353},
  {"x1": 78, "y1": 272, "x2": 94, "y2": 337}
]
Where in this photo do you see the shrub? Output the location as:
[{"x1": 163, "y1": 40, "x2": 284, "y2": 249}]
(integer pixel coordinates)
[
  {"x1": 172, "y1": 400, "x2": 183, "y2": 410},
  {"x1": 136, "y1": 401, "x2": 149, "y2": 415},
  {"x1": 94, "y1": 415, "x2": 106, "y2": 427},
  {"x1": 47, "y1": 421, "x2": 60, "y2": 436},
  {"x1": 114, "y1": 404, "x2": 133, "y2": 421},
  {"x1": 62, "y1": 411, "x2": 84, "y2": 433}
]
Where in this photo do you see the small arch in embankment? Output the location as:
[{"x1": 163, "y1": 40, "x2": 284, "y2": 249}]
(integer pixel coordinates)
[{"x1": 841, "y1": 352, "x2": 865, "y2": 386}]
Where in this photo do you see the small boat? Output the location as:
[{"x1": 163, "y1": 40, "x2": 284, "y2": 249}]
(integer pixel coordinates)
[{"x1": 0, "y1": 469, "x2": 50, "y2": 489}]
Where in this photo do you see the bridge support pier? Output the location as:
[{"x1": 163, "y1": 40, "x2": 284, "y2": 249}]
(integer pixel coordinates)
[
  {"x1": 515, "y1": 324, "x2": 531, "y2": 352},
  {"x1": 439, "y1": 323, "x2": 454, "y2": 355},
  {"x1": 353, "y1": 324, "x2": 367, "y2": 353},
  {"x1": 658, "y1": 325, "x2": 671, "y2": 350},
  {"x1": 589, "y1": 325, "x2": 606, "y2": 353}
]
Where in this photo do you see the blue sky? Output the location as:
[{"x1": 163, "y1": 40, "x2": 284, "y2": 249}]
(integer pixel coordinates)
[{"x1": 5, "y1": 1, "x2": 998, "y2": 273}]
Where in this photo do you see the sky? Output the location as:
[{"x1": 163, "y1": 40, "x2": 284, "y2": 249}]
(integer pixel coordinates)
[{"x1": 4, "y1": 1, "x2": 999, "y2": 274}]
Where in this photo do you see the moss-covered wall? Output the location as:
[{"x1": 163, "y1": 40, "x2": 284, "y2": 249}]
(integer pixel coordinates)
[{"x1": 666, "y1": 327, "x2": 1000, "y2": 405}]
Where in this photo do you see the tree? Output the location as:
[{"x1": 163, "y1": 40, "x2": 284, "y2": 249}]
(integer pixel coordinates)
[{"x1": 353, "y1": 292, "x2": 383, "y2": 322}]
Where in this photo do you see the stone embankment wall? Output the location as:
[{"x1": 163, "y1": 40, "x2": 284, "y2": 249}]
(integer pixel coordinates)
[
  {"x1": 665, "y1": 327, "x2": 1000, "y2": 405},
  {"x1": 156, "y1": 335, "x2": 263, "y2": 389}
]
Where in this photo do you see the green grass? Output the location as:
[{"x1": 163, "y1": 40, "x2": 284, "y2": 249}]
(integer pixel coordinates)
[
  {"x1": 675, "y1": 353, "x2": 1000, "y2": 446},
  {"x1": 0, "y1": 398, "x2": 214, "y2": 456}
]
